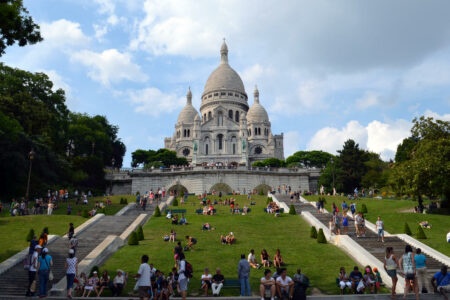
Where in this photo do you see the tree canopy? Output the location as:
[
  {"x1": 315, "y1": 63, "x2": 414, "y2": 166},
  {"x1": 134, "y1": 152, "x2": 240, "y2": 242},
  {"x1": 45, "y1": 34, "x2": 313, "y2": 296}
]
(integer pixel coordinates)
[
  {"x1": 131, "y1": 148, "x2": 188, "y2": 168},
  {"x1": 0, "y1": 0, "x2": 43, "y2": 56}
]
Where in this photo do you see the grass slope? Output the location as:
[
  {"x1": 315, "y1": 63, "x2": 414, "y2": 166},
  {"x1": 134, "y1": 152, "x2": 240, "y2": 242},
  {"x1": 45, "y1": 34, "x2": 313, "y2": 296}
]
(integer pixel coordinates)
[{"x1": 101, "y1": 195, "x2": 358, "y2": 296}]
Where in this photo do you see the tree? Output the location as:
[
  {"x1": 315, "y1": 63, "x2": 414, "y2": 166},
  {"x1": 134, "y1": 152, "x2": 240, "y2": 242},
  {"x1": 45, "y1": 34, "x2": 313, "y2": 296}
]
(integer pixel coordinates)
[
  {"x1": 337, "y1": 139, "x2": 367, "y2": 193},
  {"x1": 286, "y1": 150, "x2": 333, "y2": 168},
  {"x1": 0, "y1": 0, "x2": 43, "y2": 56},
  {"x1": 389, "y1": 117, "x2": 450, "y2": 212},
  {"x1": 131, "y1": 148, "x2": 188, "y2": 168},
  {"x1": 251, "y1": 157, "x2": 285, "y2": 168}
]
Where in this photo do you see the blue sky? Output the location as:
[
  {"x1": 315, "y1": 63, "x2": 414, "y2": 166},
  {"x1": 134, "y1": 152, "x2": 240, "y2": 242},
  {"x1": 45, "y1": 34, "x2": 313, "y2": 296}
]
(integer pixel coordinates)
[{"x1": 3, "y1": 0, "x2": 450, "y2": 167}]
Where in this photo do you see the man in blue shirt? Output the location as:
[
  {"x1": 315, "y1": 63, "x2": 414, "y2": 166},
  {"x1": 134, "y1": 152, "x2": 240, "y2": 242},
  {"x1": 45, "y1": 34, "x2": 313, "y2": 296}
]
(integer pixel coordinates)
[{"x1": 431, "y1": 265, "x2": 450, "y2": 300}]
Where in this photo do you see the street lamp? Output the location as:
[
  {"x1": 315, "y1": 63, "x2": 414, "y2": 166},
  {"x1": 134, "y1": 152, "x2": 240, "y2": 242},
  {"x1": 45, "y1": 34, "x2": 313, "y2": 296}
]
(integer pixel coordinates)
[
  {"x1": 25, "y1": 149, "x2": 35, "y2": 200},
  {"x1": 110, "y1": 158, "x2": 116, "y2": 195},
  {"x1": 330, "y1": 158, "x2": 335, "y2": 191}
]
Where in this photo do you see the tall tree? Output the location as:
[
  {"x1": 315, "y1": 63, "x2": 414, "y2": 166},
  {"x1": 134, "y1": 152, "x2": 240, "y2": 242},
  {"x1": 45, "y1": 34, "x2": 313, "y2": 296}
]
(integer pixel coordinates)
[
  {"x1": 0, "y1": 0, "x2": 43, "y2": 56},
  {"x1": 337, "y1": 139, "x2": 367, "y2": 193}
]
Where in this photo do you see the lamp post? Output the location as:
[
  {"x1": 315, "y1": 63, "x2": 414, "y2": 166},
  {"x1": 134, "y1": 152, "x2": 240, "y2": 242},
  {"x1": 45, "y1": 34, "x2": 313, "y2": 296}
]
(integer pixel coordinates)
[
  {"x1": 331, "y1": 158, "x2": 335, "y2": 190},
  {"x1": 25, "y1": 149, "x2": 35, "y2": 200},
  {"x1": 110, "y1": 158, "x2": 116, "y2": 195}
]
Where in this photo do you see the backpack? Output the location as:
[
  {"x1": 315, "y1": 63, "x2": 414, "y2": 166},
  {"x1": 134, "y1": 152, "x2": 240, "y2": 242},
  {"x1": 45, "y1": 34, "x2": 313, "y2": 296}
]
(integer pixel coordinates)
[{"x1": 184, "y1": 261, "x2": 193, "y2": 278}]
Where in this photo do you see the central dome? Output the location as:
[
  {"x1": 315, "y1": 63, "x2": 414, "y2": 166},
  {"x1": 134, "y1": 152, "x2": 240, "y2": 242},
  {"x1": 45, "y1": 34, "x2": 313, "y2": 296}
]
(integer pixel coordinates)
[{"x1": 202, "y1": 41, "x2": 246, "y2": 97}]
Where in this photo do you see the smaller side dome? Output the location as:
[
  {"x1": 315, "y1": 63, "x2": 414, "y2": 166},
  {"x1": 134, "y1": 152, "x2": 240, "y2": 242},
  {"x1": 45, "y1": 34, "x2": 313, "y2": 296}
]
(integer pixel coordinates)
[
  {"x1": 177, "y1": 87, "x2": 199, "y2": 124},
  {"x1": 247, "y1": 85, "x2": 269, "y2": 123}
]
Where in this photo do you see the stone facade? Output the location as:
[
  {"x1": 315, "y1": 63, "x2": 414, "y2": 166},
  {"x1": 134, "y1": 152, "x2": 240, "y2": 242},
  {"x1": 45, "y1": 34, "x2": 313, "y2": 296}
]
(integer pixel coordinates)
[{"x1": 164, "y1": 41, "x2": 284, "y2": 166}]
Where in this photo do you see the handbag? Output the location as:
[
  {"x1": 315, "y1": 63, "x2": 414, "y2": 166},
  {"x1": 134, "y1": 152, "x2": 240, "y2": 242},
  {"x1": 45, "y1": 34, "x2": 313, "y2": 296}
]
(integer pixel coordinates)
[
  {"x1": 49, "y1": 270, "x2": 54, "y2": 281},
  {"x1": 30, "y1": 280, "x2": 37, "y2": 292}
]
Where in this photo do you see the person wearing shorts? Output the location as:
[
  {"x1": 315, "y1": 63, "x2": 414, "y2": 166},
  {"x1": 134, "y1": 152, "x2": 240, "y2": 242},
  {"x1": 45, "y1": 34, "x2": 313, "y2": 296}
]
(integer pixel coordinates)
[{"x1": 376, "y1": 216, "x2": 385, "y2": 242}]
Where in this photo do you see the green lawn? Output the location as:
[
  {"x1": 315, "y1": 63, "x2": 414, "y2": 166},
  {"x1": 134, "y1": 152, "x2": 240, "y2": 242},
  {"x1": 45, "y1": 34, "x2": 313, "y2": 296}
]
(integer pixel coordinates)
[
  {"x1": 0, "y1": 195, "x2": 131, "y2": 262},
  {"x1": 304, "y1": 195, "x2": 450, "y2": 256},
  {"x1": 101, "y1": 195, "x2": 362, "y2": 296}
]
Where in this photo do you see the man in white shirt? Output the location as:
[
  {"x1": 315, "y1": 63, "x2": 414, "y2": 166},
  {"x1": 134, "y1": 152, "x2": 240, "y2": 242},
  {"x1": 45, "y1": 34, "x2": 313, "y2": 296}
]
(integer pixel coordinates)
[
  {"x1": 26, "y1": 245, "x2": 42, "y2": 296},
  {"x1": 178, "y1": 252, "x2": 188, "y2": 300},
  {"x1": 135, "y1": 255, "x2": 151, "y2": 300},
  {"x1": 276, "y1": 268, "x2": 294, "y2": 299}
]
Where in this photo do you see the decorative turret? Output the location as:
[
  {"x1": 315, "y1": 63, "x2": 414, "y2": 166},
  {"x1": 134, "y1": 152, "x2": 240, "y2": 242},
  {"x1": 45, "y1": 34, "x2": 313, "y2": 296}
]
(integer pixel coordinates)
[
  {"x1": 220, "y1": 39, "x2": 228, "y2": 64},
  {"x1": 177, "y1": 87, "x2": 199, "y2": 124}
]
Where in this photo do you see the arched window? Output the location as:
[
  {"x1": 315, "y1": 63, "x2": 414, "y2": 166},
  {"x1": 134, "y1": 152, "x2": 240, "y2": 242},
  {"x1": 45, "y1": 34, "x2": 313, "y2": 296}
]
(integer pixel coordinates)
[
  {"x1": 203, "y1": 114, "x2": 206, "y2": 121},
  {"x1": 218, "y1": 111, "x2": 223, "y2": 126},
  {"x1": 232, "y1": 136, "x2": 237, "y2": 154},
  {"x1": 258, "y1": 128, "x2": 261, "y2": 135},
  {"x1": 205, "y1": 137, "x2": 210, "y2": 155},
  {"x1": 187, "y1": 129, "x2": 190, "y2": 137},
  {"x1": 235, "y1": 111, "x2": 240, "y2": 122},
  {"x1": 229, "y1": 110, "x2": 233, "y2": 119},
  {"x1": 254, "y1": 128, "x2": 257, "y2": 135},
  {"x1": 208, "y1": 111, "x2": 212, "y2": 120},
  {"x1": 183, "y1": 129, "x2": 186, "y2": 137},
  {"x1": 218, "y1": 134, "x2": 223, "y2": 150}
]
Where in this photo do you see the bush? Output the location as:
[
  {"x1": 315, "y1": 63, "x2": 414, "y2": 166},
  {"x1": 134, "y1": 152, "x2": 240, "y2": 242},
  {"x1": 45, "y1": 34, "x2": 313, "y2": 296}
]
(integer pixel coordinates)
[
  {"x1": 266, "y1": 197, "x2": 271, "y2": 204},
  {"x1": 90, "y1": 266, "x2": 100, "y2": 277},
  {"x1": 82, "y1": 209, "x2": 89, "y2": 218},
  {"x1": 289, "y1": 204, "x2": 296, "y2": 215},
  {"x1": 416, "y1": 225, "x2": 427, "y2": 239},
  {"x1": 173, "y1": 198, "x2": 179, "y2": 206},
  {"x1": 361, "y1": 204, "x2": 368, "y2": 214},
  {"x1": 404, "y1": 222, "x2": 412, "y2": 236},
  {"x1": 310, "y1": 226, "x2": 318, "y2": 239},
  {"x1": 128, "y1": 231, "x2": 139, "y2": 245},
  {"x1": 43, "y1": 227, "x2": 49, "y2": 234},
  {"x1": 26, "y1": 229, "x2": 35, "y2": 242},
  {"x1": 259, "y1": 189, "x2": 265, "y2": 196},
  {"x1": 154, "y1": 206, "x2": 161, "y2": 217},
  {"x1": 119, "y1": 197, "x2": 128, "y2": 204},
  {"x1": 137, "y1": 225, "x2": 144, "y2": 241},
  {"x1": 317, "y1": 228, "x2": 327, "y2": 243}
]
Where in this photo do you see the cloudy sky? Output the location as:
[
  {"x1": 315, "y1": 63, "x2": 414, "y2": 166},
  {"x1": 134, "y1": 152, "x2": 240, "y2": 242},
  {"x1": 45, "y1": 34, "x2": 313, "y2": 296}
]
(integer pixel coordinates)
[{"x1": 3, "y1": 0, "x2": 450, "y2": 166}]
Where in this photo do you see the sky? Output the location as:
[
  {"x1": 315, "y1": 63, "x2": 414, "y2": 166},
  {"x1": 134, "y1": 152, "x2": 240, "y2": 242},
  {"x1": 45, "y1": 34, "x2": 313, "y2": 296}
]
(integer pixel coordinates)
[{"x1": 3, "y1": 0, "x2": 450, "y2": 167}]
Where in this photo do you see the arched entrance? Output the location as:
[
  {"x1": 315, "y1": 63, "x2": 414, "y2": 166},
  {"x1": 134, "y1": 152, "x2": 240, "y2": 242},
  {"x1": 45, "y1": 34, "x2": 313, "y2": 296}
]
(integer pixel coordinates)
[
  {"x1": 167, "y1": 184, "x2": 189, "y2": 197},
  {"x1": 209, "y1": 183, "x2": 233, "y2": 195},
  {"x1": 253, "y1": 184, "x2": 272, "y2": 195}
]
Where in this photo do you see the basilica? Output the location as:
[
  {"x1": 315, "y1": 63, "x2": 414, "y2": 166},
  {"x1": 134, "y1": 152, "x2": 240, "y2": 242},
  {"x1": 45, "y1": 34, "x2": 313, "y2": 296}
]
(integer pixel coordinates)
[{"x1": 164, "y1": 41, "x2": 284, "y2": 166}]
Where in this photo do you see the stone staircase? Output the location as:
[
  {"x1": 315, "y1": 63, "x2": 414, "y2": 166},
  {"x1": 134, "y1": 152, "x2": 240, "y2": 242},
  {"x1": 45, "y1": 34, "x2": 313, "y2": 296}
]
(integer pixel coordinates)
[
  {"x1": 276, "y1": 195, "x2": 448, "y2": 279},
  {"x1": 0, "y1": 203, "x2": 155, "y2": 297}
]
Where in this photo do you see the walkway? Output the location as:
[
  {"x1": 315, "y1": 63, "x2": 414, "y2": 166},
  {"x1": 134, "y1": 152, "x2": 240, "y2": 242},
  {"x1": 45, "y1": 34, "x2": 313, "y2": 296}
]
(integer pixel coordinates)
[{"x1": 0, "y1": 201, "x2": 156, "y2": 297}]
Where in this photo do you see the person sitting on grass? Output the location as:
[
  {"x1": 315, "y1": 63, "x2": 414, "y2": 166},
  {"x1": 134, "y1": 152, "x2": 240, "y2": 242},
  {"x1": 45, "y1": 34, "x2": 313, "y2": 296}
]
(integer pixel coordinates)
[
  {"x1": 185, "y1": 235, "x2": 197, "y2": 251},
  {"x1": 202, "y1": 223, "x2": 211, "y2": 231},
  {"x1": 179, "y1": 214, "x2": 187, "y2": 225},
  {"x1": 171, "y1": 214, "x2": 179, "y2": 225},
  {"x1": 273, "y1": 249, "x2": 284, "y2": 268},
  {"x1": 82, "y1": 271, "x2": 99, "y2": 297},
  {"x1": 261, "y1": 249, "x2": 271, "y2": 267},
  {"x1": 110, "y1": 269, "x2": 125, "y2": 297},
  {"x1": 275, "y1": 268, "x2": 294, "y2": 299},
  {"x1": 260, "y1": 269, "x2": 276, "y2": 300},
  {"x1": 97, "y1": 270, "x2": 110, "y2": 297},
  {"x1": 248, "y1": 249, "x2": 261, "y2": 269}
]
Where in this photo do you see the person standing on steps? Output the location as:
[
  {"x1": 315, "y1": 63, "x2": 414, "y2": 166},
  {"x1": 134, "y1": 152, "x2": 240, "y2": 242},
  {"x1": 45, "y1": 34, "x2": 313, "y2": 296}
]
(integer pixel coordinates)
[
  {"x1": 238, "y1": 253, "x2": 251, "y2": 296},
  {"x1": 376, "y1": 216, "x2": 385, "y2": 242},
  {"x1": 26, "y1": 245, "x2": 41, "y2": 297},
  {"x1": 37, "y1": 247, "x2": 53, "y2": 298},
  {"x1": 399, "y1": 245, "x2": 419, "y2": 300},
  {"x1": 414, "y1": 248, "x2": 430, "y2": 294},
  {"x1": 384, "y1": 246, "x2": 399, "y2": 299},
  {"x1": 65, "y1": 249, "x2": 78, "y2": 299}
]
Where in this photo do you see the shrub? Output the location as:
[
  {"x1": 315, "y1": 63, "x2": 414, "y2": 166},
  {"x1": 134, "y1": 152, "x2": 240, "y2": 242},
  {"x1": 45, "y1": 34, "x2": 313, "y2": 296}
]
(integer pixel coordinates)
[
  {"x1": 289, "y1": 204, "x2": 296, "y2": 215},
  {"x1": 26, "y1": 229, "x2": 35, "y2": 242},
  {"x1": 404, "y1": 222, "x2": 412, "y2": 236},
  {"x1": 173, "y1": 198, "x2": 179, "y2": 206},
  {"x1": 43, "y1": 227, "x2": 49, "y2": 234},
  {"x1": 119, "y1": 197, "x2": 128, "y2": 204},
  {"x1": 154, "y1": 206, "x2": 161, "y2": 217},
  {"x1": 137, "y1": 225, "x2": 144, "y2": 241},
  {"x1": 361, "y1": 204, "x2": 368, "y2": 214},
  {"x1": 90, "y1": 266, "x2": 100, "y2": 277},
  {"x1": 82, "y1": 209, "x2": 89, "y2": 218},
  {"x1": 259, "y1": 189, "x2": 265, "y2": 196},
  {"x1": 128, "y1": 231, "x2": 139, "y2": 245},
  {"x1": 310, "y1": 226, "x2": 318, "y2": 239},
  {"x1": 317, "y1": 228, "x2": 327, "y2": 243},
  {"x1": 416, "y1": 225, "x2": 427, "y2": 239},
  {"x1": 266, "y1": 197, "x2": 271, "y2": 204}
]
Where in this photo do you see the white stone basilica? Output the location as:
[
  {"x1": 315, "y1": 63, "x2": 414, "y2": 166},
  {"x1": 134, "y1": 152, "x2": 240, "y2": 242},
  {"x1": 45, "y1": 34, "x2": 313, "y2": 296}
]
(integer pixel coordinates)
[{"x1": 164, "y1": 41, "x2": 284, "y2": 166}]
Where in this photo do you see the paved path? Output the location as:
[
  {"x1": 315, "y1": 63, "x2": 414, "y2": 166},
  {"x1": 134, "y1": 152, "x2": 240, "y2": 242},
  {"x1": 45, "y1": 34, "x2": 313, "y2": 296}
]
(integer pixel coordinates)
[{"x1": 0, "y1": 201, "x2": 156, "y2": 297}]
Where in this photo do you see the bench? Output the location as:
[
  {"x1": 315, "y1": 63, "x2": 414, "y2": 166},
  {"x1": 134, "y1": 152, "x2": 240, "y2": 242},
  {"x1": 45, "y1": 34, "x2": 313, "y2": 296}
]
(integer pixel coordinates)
[
  {"x1": 263, "y1": 208, "x2": 284, "y2": 213},
  {"x1": 165, "y1": 209, "x2": 187, "y2": 214},
  {"x1": 223, "y1": 278, "x2": 240, "y2": 291},
  {"x1": 231, "y1": 208, "x2": 251, "y2": 213}
]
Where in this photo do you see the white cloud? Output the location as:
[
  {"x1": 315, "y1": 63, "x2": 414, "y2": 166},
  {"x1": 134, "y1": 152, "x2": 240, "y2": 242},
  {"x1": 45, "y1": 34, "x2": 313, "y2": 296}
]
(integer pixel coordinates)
[
  {"x1": 423, "y1": 110, "x2": 450, "y2": 121},
  {"x1": 356, "y1": 92, "x2": 380, "y2": 110},
  {"x1": 71, "y1": 49, "x2": 148, "y2": 86},
  {"x1": 127, "y1": 88, "x2": 185, "y2": 117},
  {"x1": 307, "y1": 119, "x2": 413, "y2": 160},
  {"x1": 307, "y1": 120, "x2": 367, "y2": 154},
  {"x1": 40, "y1": 19, "x2": 90, "y2": 49}
]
